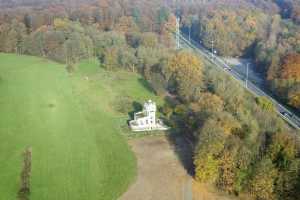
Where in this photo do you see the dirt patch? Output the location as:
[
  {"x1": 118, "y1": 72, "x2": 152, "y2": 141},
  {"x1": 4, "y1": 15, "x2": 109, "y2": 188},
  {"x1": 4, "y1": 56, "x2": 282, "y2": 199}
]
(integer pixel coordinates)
[
  {"x1": 119, "y1": 136, "x2": 190, "y2": 200},
  {"x1": 120, "y1": 135, "x2": 237, "y2": 200}
]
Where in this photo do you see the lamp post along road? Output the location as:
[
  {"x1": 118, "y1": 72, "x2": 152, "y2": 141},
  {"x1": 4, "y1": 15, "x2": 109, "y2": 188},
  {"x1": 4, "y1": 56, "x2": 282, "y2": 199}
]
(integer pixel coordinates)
[
  {"x1": 211, "y1": 40, "x2": 214, "y2": 58},
  {"x1": 188, "y1": 26, "x2": 191, "y2": 42},
  {"x1": 176, "y1": 17, "x2": 180, "y2": 49},
  {"x1": 246, "y1": 63, "x2": 249, "y2": 88}
]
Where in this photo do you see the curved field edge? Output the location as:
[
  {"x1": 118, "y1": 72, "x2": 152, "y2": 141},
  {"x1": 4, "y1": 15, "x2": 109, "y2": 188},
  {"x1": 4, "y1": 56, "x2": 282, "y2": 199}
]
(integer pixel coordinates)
[{"x1": 0, "y1": 53, "x2": 159, "y2": 200}]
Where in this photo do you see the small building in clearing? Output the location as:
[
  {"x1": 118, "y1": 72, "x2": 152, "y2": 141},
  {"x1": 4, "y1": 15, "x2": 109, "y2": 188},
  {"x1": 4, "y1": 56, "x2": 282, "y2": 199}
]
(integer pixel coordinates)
[{"x1": 129, "y1": 100, "x2": 169, "y2": 132}]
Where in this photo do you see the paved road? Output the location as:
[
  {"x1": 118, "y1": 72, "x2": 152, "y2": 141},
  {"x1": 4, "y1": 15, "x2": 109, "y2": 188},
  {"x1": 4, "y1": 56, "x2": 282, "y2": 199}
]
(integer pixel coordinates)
[
  {"x1": 224, "y1": 58, "x2": 264, "y2": 86},
  {"x1": 178, "y1": 31, "x2": 300, "y2": 130}
]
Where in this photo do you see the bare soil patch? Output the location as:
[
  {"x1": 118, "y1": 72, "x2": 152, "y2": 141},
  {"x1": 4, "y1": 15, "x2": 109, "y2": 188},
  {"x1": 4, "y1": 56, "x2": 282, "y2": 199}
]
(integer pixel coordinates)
[
  {"x1": 120, "y1": 135, "x2": 238, "y2": 200},
  {"x1": 119, "y1": 135, "x2": 190, "y2": 200}
]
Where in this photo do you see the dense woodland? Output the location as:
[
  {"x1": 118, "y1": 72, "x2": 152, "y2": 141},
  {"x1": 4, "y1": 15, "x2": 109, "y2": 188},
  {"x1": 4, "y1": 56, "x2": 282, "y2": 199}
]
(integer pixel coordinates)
[
  {"x1": 179, "y1": 0, "x2": 300, "y2": 111},
  {"x1": 0, "y1": 1, "x2": 300, "y2": 200}
]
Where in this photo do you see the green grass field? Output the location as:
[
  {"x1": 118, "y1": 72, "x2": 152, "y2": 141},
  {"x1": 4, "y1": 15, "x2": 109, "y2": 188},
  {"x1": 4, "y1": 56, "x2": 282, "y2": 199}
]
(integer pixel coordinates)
[{"x1": 0, "y1": 53, "x2": 160, "y2": 200}]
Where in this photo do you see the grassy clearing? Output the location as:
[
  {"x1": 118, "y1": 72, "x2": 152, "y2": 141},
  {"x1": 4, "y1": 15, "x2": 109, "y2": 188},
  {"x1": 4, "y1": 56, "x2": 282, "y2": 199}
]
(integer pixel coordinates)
[{"x1": 0, "y1": 53, "x2": 160, "y2": 200}]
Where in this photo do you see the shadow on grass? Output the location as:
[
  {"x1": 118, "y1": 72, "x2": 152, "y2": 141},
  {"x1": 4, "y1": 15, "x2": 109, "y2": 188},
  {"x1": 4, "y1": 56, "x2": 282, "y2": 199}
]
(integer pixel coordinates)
[
  {"x1": 127, "y1": 101, "x2": 143, "y2": 124},
  {"x1": 138, "y1": 78, "x2": 155, "y2": 94}
]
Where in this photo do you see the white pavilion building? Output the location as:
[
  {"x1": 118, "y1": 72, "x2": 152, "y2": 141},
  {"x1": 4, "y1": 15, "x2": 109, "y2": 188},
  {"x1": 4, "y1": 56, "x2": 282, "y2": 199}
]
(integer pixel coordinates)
[{"x1": 129, "y1": 100, "x2": 169, "y2": 132}]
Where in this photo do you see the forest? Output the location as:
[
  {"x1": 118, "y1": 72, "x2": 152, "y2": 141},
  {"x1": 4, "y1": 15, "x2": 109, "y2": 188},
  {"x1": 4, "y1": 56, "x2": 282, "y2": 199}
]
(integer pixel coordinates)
[
  {"x1": 179, "y1": 0, "x2": 300, "y2": 111},
  {"x1": 0, "y1": 0, "x2": 300, "y2": 200}
]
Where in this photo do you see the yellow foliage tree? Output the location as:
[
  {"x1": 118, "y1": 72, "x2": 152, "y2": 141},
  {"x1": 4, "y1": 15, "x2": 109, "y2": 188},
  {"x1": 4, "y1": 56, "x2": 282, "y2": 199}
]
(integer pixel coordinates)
[
  {"x1": 249, "y1": 158, "x2": 277, "y2": 200},
  {"x1": 167, "y1": 51, "x2": 203, "y2": 101},
  {"x1": 287, "y1": 84, "x2": 300, "y2": 109},
  {"x1": 53, "y1": 18, "x2": 69, "y2": 30},
  {"x1": 288, "y1": 91, "x2": 300, "y2": 109},
  {"x1": 194, "y1": 153, "x2": 219, "y2": 183},
  {"x1": 217, "y1": 150, "x2": 236, "y2": 193},
  {"x1": 190, "y1": 92, "x2": 224, "y2": 114}
]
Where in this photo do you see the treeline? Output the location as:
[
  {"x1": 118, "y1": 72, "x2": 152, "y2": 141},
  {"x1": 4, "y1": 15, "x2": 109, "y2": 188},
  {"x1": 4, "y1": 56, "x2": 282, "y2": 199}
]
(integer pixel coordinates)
[
  {"x1": 138, "y1": 41, "x2": 300, "y2": 199},
  {"x1": 178, "y1": 0, "x2": 300, "y2": 111},
  {"x1": 188, "y1": 66, "x2": 300, "y2": 200},
  {"x1": 0, "y1": 0, "x2": 176, "y2": 67},
  {"x1": 160, "y1": 55, "x2": 300, "y2": 200}
]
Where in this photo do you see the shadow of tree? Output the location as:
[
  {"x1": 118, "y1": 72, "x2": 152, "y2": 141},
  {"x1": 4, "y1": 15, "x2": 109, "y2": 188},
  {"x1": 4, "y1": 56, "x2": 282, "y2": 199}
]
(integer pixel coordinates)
[
  {"x1": 127, "y1": 101, "x2": 143, "y2": 125},
  {"x1": 127, "y1": 95, "x2": 195, "y2": 176},
  {"x1": 167, "y1": 130, "x2": 195, "y2": 176},
  {"x1": 138, "y1": 78, "x2": 155, "y2": 94},
  {"x1": 162, "y1": 95, "x2": 195, "y2": 176}
]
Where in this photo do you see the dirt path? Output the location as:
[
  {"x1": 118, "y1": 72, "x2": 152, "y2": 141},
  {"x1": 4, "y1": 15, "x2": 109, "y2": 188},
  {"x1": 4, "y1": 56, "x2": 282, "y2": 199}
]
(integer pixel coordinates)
[
  {"x1": 184, "y1": 177, "x2": 193, "y2": 200},
  {"x1": 119, "y1": 135, "x2": 237, "y2": 200},
  {"x1": 119, "y1": 136, "x2": 192, "y2": 200}
]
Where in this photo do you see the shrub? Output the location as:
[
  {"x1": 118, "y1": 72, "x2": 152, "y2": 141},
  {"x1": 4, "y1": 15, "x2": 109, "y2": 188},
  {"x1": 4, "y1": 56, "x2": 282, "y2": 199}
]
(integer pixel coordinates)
[
  {"x1": 113, "y1": 95, "x2": 133, "y2": 114},
  {"x1": 18, "y1": 147, "x2": 32, "y2": 200},
  {"x1": 255, "y1": 96, "x2": 275, "y2": 112}
]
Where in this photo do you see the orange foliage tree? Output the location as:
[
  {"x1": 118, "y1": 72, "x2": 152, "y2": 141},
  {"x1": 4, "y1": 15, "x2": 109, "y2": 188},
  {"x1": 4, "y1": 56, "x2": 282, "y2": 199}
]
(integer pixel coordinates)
[
  {"x1": 280, "y1": 53, "x2": 300, "y2": 81},
  {"x1": 287, "y1": 84, "x2": 300, "y2": 109}
]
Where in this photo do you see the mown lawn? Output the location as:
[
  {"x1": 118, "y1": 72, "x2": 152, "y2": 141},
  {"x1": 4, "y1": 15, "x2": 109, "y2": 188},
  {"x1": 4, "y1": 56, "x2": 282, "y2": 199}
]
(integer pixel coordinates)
[{"x1": 0, "y1": 53, "x2": 160, "y2": 200}]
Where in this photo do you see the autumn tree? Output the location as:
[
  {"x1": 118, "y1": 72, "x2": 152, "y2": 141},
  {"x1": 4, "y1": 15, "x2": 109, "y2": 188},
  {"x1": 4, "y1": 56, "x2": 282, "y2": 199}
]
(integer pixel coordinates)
[
  {"x1": 217, "y1": 139, "x2": 240, "y2": 194},
  {"x1": 275, "y1": 159, "x2": 300, "y2": 200},
  {"x1": 291, "y1": 2, "x2": 300, "y2": 24},
  {"x1": 64, "y1": 32, "x2": 93, "y2": 65},
  {"x1": 206, "y1": 67, "x2": 245, "y2": 115},
  {"x1": 192, "y1": 7, "x2": 269, "y2": 57},
  {"x1": 194, "y1": 117, "x2": 228, "y2": 183},
  {"x1": 268, "y1": 132, "x2": 298, "y2": 170},
  {"x1": 190, "y1": 92, "x2": 224, "y2": 114},
  {"x1": 53, "y1": 18, "x2": 69, "y2": 31},
  {"x1": 160, "y1": 14, "x2": 176, "y2": 47},
  {"x1": 23, "y1": 29, "x2": 46, "y2": 57},
  {"x1": 288, "y1": 84, "x2": 300, "y2": 109},
  {"x1": 140, "y1": 32, "x2": 158, "y2": 48},
  {"x1": 0, "y1": 20, "x2": 26, "y2": 53},
  {"x1": 249, "y1": 158, "x2": 278, "y2": 200},
  {"x1": 280, "y1": 53, "x2": 300, "y2": 81},
  {"x1": 255, "y1": 96, "x2": 275, "y2": 112},
  {"x1": 265, "y1": 132, "x2": 300, "y2": 200},
  {"x1": 194, "y1": 153, "x2": 219, "y2": 183},
  {"x1": 166, "y1": 51, "x2": 203, "y2": 102},
  {"x1": 100, "y1": 47, "x2": 119, "y2": 70},
  {"x1": 115, "y1": 16, "x2": 139, "y2": 33},
  {"x1": 118, "y1": 46, "x2": 138, "y2": 71}
]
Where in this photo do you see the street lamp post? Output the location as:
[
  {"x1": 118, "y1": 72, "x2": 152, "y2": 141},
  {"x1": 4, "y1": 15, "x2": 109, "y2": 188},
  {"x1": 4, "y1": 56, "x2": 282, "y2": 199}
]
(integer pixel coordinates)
[
  {"x1": 176, "y1": 17, "x2": 180, "y2": 49},
  {"x1": 189, "y1": 26, "x2": 191, "y2": 42},
  {"x1": 246, "y1": 63, "x2": 249, "y2": 88},
  {"x1": 211, "y1": 40, "x2": 214, "y2": 57}
]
